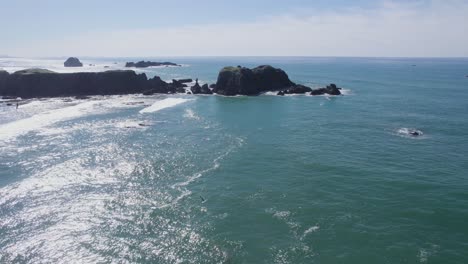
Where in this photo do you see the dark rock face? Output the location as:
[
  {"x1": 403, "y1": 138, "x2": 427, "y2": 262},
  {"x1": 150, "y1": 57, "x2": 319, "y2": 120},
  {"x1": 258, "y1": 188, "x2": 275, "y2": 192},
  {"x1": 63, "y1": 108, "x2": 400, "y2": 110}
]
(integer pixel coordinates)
[
  {"x1": 191, "y1": 82, "x2": 202, "y2": 94},
  {"x1": 125, "y1": 61, "x2": 180, "y2": 68},
  {"x1": 214, "y1": 66, "x2": 257, "y2": 95},
  {"x1": 144, "y1": 76, "x2": 170, "y2": 95},
  {"x1": 209, "y1": 83, "x2": 216, "y2": 89},
  {"x1": 0, "y1": 69, "x2": 164, "y2": 98},
  {"x1": 214, "y1": 65, "x2": 295, "y2": 96},
  {"x1": 171, "y1": 79, "x2": 188, "y2": 88},
  {"x1": 200, "y1": 84, "x2": 213, "y2": 94},
  {"x1": 0, "y1": 70, "x2": 9, "y2": 93},
  {"x1": 64, "y1": 57, "x2": 83, "y2": 67},
  {"x1": 310, "y1": 84, "x2": 342, "y2": 96},
  {"x1": 251, "y1": 65, "x2": 295, "y2": 91},
  {"x1": 284, "y1": 85, "x2": 312, "y2": 94}
]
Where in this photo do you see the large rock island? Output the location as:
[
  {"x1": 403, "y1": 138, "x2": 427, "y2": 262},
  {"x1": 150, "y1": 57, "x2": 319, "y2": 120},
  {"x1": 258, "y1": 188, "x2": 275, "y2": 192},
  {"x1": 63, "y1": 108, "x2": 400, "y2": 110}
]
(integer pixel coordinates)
[{"x1": 214, "y1": 65, "x2": 341, "y2": 96}]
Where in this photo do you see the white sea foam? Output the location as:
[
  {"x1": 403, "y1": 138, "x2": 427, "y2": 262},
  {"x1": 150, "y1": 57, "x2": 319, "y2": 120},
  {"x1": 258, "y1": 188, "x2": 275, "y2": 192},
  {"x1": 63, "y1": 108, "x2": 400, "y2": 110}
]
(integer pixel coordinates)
[
  {"x1": 301, "y1": 226, "x2": 320, "y2": 240},
  {"x1": 115, "y1": 120, "x2": 152, "y2": 129},
  {"x1": 0, "y1": 95, "x2": 149, "y2": 142},
  {"x1": 139, "y1": 98, "x2": 192, "y2": 114},
  {"x1": 262, "y1": 90, "x2": 351, "y2": 97},
  {"x1": 396, "y1": 127, "x2": 425, "y2": 139},
  {"x1": 0, "y1": 101, "x2": 99, "y2": 142},
  {"x1": 184, "y1": 109, "x2": 201, "y2": 120},
  {"x1": 156, "y1": 137, "x2": 244, "y2": 210}
]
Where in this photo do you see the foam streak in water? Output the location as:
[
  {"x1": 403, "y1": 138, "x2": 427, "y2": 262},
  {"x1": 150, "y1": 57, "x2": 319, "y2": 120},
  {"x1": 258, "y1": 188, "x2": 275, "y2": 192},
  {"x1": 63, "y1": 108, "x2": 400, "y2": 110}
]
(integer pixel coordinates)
[
  {"x1": 139, "y1": 98, "x2": 192, "y2": 114},
  {"x1": 0, "y1": 101, "x2": 99, "y2": 142}
]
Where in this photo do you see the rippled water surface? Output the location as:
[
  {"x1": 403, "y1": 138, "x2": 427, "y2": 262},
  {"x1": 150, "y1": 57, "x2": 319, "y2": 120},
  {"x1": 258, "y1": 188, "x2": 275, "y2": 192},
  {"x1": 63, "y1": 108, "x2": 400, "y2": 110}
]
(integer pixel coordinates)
[{"x1": 1, "y1": 57, "x2": 467, "y2": 263}]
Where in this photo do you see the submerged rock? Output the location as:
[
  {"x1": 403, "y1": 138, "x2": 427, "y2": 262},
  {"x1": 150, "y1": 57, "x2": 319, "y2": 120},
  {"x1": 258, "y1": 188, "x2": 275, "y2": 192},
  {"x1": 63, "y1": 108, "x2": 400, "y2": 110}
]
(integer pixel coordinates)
[{"x1": 64, "y1": 57, "x2": 83, "y2": 67}]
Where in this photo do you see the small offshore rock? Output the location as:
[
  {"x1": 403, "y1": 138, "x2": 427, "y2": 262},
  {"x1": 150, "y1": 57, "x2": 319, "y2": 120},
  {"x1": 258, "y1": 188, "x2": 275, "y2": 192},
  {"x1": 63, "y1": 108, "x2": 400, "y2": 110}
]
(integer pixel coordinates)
[
  {"x1": 125, "y1": 61, "x2": 180, "y2": 68},
  {"x1": 310, "y1": 83, "x2": 342, "y2": 96},
  {"x1": 64, "y1": 57, "x2": 83, "y2": 67}
]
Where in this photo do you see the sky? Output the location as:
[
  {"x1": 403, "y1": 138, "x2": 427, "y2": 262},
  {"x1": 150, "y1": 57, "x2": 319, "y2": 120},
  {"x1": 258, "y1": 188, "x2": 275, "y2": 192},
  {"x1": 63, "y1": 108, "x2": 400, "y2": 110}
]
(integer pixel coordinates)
[{"x1": 1, "y1": 0, "x2": 468, "y2": 57}]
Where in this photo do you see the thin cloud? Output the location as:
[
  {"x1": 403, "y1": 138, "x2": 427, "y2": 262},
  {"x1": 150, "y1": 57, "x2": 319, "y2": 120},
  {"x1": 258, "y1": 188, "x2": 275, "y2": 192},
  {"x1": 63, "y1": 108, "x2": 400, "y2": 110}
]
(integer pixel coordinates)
[{"x1": 8, "y1": 0, "x2": 468, "y2": 57}]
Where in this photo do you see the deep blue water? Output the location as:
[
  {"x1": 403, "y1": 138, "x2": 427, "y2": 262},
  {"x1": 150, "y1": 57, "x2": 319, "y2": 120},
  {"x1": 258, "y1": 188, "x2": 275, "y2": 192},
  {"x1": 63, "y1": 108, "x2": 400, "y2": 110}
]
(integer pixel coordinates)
[{"x1": 0, "y1": 57, "x2": 467, "y2": 263}]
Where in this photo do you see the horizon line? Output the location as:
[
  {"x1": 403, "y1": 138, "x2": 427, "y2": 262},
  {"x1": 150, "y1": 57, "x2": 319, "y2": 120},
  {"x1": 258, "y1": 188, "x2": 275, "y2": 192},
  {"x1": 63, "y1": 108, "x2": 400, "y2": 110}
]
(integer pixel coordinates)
[{"x1": 2, "y1": 55, "x2": 468, "y2": 60}]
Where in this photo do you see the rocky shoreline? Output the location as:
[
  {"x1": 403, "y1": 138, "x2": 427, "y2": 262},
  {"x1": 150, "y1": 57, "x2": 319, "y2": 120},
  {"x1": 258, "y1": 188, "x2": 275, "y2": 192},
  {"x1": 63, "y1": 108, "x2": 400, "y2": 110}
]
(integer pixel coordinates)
[{"x1": 0, "y1": 65, "x2": 342, "y2": 99}]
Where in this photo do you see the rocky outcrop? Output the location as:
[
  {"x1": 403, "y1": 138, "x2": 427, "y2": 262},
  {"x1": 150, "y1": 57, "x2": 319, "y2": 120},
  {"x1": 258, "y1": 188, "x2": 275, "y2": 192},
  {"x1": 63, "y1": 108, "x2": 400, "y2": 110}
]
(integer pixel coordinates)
[
  {"x1": 214, "y1": 65, "x2": 295, "y2": 96},
  {"x1": 64, "y1": 57, "x2": 83, "y2": 67},
  {"x1": 283, "y1": 85, "x2": 312, "y2": 94},
  {"x1": 310, "y1": 84, "x2": 341, "y2": 96},
  {"x1": 143, "y1": 76, "x2": 170, "y2": 95},
  {"x1": 125, "y1": 61, "x2": 180, "y2": 68},
  {"x1": 0, "y1": 69, "x2": 163, "y2": 98},
  {"x1": 200, "y1": 84, "x2": 213, "y2": 94},
  {"x1": 191, "y1": 82, "x2": 213, "y2": 95}
]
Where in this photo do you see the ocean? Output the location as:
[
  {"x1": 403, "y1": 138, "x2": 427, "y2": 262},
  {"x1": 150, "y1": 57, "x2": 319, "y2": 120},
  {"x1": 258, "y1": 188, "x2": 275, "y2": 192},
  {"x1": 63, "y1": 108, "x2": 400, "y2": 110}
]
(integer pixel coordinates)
[{"x1": 0, "y1": 57, "x2": 467, "y2": 263}]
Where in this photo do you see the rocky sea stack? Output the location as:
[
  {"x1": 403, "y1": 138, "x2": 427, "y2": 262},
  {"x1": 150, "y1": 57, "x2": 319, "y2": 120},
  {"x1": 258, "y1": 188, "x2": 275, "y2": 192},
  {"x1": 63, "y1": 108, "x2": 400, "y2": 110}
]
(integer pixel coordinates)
[
  {"x1": 214, "y1": 65, "x2": 295, "y2": 96},
  {"x1": 125, "y1": 61, "x2": 180, "y2": 68},
  {"x1": 64, "y1": 57, "x2": 83, "y2": 67},
  {"x1": 214, "y1": 65, "x2": 342, "y2": 96}
]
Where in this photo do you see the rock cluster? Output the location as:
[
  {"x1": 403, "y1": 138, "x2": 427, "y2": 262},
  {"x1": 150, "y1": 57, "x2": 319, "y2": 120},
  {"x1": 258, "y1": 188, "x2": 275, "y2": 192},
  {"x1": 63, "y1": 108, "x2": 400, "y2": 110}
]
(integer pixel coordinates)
[
  {"x1": 191, "y1": 81, "x2": 213, "y2": 95},
  {"x1": 0, "y1": 65, "x2": 343, "y2": 98}
]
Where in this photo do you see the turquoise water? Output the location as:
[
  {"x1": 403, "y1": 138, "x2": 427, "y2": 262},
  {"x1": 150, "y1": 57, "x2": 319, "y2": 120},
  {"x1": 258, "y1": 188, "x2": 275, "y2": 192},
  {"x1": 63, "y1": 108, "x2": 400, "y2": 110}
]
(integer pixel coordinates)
[{"x1": 0, "y1": 57, "x2": 467, "y2": 263}]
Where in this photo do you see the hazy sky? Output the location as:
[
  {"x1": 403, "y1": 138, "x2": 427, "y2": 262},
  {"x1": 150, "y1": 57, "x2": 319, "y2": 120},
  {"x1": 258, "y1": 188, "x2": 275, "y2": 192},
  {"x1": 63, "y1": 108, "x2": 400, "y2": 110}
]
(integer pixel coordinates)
[{"x1": 2, "y1": 0, "x2": 468, "y2": 57}]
